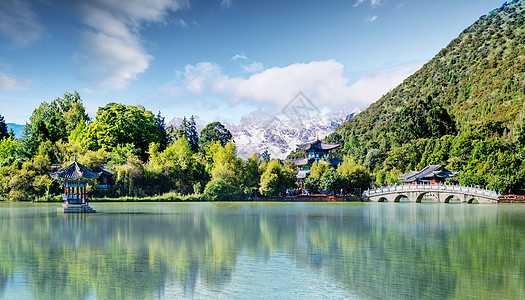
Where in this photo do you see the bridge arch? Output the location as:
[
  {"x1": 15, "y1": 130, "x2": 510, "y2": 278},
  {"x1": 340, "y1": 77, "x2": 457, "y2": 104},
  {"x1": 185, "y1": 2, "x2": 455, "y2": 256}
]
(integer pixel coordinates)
[
  {"x1": 444, "y1": 195, "x2": 461, "y2": 203},
  {"x1": 468, "y1": 198, "x2": 479, "y2": 204},
  {"x1": 394, "y1": 194, "x2": 410, "y2": 202},
  {"x1": 415, "y1": 192, "x2": 439, "y2": 203},
  {"x1": 378, "y1": 197, "x2": 388, "y2": 202}
]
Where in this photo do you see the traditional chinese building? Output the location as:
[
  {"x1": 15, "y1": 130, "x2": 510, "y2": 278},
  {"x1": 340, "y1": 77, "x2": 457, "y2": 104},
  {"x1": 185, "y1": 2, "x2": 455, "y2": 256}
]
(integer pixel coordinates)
[
  {"x1": 49, "y1": 157, "x2": 99, "y2": 213},
  {"x1": 292, "y1": 139, "x2": 342, "y2": 189},
  {"x1": 398, "y1": 164, "x2": 458, "y2": 184}
]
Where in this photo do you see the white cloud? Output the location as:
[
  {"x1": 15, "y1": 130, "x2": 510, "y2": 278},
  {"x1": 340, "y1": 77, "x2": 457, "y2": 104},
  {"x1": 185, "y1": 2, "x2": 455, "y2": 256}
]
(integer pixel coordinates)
[
  {"x1": 76, "y1": 0, "x2": 188, "y2": 90},
  {"x1": 231, "y1": 54, "x2": 263, "y2": 73},
  {"x1": 371, "y1": 0, "x2": 382, "y2": 8},
  {"x1": 175, "y1": 19, "x2": 188, "y2": 27},
  {"x1": 232, "y1": 53, "x2": 248, "y2": 61},
  {"x1": 221, "y1": 0, "x2": 233, "y2": 9},
  {"x1": 353, "y1": 0, "x2": 366, "y2": 7},
  {"x1": 147, "y1": 60, "x2": 424, "y2": 111},
  {"x1": 242, "y1": 62, "x2": 264, "y2": 73},
  {"x1": 366, "y1": 15, "x2": 378, "y2": 22},
  {"x1": 0, "y1": 0, "x2": 45, "y2": 47},
  {"x1": 354, "y1": 0, "x2": 383, "y2": 8},
  {"x1": 0, "y1": 72, "x2": 30, "y2": 91}
]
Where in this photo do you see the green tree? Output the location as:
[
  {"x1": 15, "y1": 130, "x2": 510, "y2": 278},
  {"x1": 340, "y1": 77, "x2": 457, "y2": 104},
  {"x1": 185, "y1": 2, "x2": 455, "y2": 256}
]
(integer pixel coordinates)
[
  {"x1": 155, "y1": 111, "x2": 169, "y2": 150},
  {"x1": 259, "y1": 159, "x2": 294, "y2": 197},
  {"x1": 304, "y1": 176, "x2": 321, "y2": 193},
  {"x1": 320, "y1": 168, "x2": 343, "y2": 193},
  {"x1": 204, "y1": 179, "x2": 240, "y2": 201},
  {"x1": 337, "y1": 157, "x2": 372, "y2": 191},
  {"x1": 175, "y1": 116, "x2": 199, "y2": 152},
  {"x1": 0, "y1": 114, "x2": 8, "y2": 140},
  {"x1": 0, "y1": 136, "x2": 17, "y2": 167},
  {"x1": 199, "y1": 122, "x2": 232, "y2": 148},
  {"x1": 242, "y1": 153, "x2": 261, "y2": 194},
  {"x1": 81, "y1": 103, "x2": 162, "y2": 160}
]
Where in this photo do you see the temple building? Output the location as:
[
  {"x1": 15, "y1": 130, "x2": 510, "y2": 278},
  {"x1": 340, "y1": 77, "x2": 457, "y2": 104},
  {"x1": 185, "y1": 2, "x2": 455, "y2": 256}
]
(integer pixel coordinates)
[
  {"x1": 398, "y1": 164, "x2": 458, "y2": 184},
  {"x1": 49, "y1": 157, "x2": 99, "y2": 213},
  {"x1": 292, "y1": 139, "x2": 342, "y2": 188}
]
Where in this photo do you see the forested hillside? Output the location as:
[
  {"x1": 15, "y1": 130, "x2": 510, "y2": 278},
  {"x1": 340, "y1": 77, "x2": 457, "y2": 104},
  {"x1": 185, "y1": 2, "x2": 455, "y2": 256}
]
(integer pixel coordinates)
[{"x1": 326, "y1": 0, "x2": 525, "y2": 193}]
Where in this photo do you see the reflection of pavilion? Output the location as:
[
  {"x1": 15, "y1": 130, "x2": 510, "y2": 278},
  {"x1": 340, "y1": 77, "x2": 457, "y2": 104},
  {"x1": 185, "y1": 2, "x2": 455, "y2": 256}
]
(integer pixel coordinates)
[{"x1": 49, "y1": 157, "x2": 99, "y2": 213}]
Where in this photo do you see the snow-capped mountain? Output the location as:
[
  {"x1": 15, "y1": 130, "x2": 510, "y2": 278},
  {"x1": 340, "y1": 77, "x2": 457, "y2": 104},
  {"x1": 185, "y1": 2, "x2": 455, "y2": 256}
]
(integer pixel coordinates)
[
  {"x1": 226, "y1": 106, "x2": 360, "y2": 159},
  {"x1": 167, "y1": 106, "x2": 360, "y2": 159}
]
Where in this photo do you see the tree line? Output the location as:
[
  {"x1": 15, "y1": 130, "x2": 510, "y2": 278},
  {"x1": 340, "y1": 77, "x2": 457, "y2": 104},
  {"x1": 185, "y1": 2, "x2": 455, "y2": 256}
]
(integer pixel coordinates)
[{"x1": 0, "y1": 92, "x2": 371, "y2": 201}]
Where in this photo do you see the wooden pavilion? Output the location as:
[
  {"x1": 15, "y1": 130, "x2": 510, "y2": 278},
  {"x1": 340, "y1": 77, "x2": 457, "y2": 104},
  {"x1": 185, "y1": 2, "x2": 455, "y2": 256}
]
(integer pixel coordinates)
[
  {"x1": 292, "y1": 139, "x2": 342, "y2": 189},
  {"x1": 49, "y1": 157, "x2": 99, "y2": 213}
]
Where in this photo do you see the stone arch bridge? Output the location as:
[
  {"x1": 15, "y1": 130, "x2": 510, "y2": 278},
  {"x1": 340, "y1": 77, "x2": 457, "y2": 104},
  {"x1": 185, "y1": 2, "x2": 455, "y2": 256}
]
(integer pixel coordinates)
[{"x1": 363, "y1": 183, "x2": 499, "y2": 204}]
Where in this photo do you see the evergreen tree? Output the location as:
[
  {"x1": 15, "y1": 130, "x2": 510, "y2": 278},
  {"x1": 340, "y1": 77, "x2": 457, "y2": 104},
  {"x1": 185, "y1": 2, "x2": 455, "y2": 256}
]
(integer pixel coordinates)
[
  {"x1": 155, "y1": 111, "x2": 169, "y2": 149},
  {"x1": 186, "y1": 116, "x2": 199, "y2": 152},
  {"x1": 0, "y1": 114, "x2": 8, "y2": 140},
  {"x1": 199, "y1": 122, "x2": 232, "y2": 148}
]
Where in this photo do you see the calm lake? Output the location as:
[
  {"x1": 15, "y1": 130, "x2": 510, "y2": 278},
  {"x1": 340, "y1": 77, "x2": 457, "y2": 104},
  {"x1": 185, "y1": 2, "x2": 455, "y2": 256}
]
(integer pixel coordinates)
[{"x1": 0, "y1": 202, "x2": 524, "y2": 299}]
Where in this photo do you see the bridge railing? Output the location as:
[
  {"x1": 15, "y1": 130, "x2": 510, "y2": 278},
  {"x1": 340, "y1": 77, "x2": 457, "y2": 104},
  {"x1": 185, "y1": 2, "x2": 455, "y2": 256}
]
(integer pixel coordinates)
[{"x1": 363, "y1": 183, "x2": 499, "y2": 198}]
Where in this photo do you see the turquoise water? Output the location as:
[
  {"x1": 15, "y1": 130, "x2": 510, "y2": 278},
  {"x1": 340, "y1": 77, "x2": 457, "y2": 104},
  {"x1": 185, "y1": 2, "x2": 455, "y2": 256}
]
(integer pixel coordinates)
[{"x1": 0, "y1": 202, "x2": 524, "y2": 299}]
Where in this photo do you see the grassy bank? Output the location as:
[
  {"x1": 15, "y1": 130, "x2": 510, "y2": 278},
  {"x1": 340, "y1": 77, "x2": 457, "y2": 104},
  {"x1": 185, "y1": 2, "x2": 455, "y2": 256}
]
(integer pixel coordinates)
[
  {"x1": 91, "y1": 193, "x2": 205, "y2": 202},
  {"x1": 27, "y1": 193, "x2": 362, "y2": 202}
]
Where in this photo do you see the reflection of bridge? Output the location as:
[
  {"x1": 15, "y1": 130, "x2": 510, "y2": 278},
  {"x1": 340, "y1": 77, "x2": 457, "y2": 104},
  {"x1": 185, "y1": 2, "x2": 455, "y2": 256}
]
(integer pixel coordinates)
[{"x1": 363, "y1": 183, "x2": 500, "y2": 204}]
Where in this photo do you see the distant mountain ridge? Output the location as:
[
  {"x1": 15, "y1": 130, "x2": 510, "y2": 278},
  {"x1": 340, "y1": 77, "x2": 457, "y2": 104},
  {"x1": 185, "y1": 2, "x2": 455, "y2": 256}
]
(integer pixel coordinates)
[
  {"x1": 168, "y1": 106, "x2": 360, "y2": 159},
  {"x1": 226, "y1": 106, "x2": 360, "y2": 159},
  {"x1": 7, "y1": 123, "x2": 23, "y2": 138}
]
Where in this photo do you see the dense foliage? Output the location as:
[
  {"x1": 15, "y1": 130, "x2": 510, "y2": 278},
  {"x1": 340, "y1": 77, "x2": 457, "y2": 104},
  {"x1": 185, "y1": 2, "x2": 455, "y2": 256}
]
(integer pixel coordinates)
[
  {"x1": 326, "y1": 0, "x2": 525, "y2": 194},
  {"x1": 0, "y1": 93, "x2": 299, "y2": 201}
]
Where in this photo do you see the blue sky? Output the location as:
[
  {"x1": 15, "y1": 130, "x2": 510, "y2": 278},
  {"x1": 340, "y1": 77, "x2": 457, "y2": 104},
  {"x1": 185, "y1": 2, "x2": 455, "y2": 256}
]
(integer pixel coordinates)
[{"x1": 0, "y1": 0, "x2": 507, "y2": 124}]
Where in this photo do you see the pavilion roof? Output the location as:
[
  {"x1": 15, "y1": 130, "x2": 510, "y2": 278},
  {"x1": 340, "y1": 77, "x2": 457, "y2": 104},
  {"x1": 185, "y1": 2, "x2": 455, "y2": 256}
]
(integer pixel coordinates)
[
  {"x1": 297, "y1": 140, "x2": 340, "y2": 151},
  {"x1": 49, "y1": 158, "x2": 100, "y2": 180},
  {"x1": 399, "y1": 165, "x2": 457, "y2": 183}
]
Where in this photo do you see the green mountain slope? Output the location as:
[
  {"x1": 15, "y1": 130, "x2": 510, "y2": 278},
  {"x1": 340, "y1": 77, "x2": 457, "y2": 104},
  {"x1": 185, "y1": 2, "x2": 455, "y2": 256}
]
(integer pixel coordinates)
[{"x1": 326, "y1": 0, "x2": 525, "y2": 193}]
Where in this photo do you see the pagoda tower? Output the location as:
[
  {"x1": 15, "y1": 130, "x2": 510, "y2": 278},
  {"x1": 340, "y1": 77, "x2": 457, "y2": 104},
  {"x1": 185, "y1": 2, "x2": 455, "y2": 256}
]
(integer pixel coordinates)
[
  {"x1": 292, "y1": 139, "x2": 342, "y2": 189},
  {"x1": 49, "y1": 157, "x2": 99, "y2": 213}
]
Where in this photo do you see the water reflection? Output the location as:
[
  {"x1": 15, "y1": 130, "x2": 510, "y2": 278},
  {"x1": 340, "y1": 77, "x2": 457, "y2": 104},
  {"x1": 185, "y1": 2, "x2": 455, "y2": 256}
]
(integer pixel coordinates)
[{"x1": 0, "y1": 203, "x2": 524, "y2": 299}]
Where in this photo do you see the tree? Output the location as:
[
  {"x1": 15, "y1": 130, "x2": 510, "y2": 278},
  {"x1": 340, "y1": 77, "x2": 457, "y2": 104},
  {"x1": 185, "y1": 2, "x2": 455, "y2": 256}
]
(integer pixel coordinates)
[
  {"x1": 155, "y1": 111, "x2": 169, "y2": 149},
  {"x1": 210, "y1": 142, "x2": 243, "y2": 187},
  {"x1": 304, "y1": 176, "x2": 321, "y2": 193},
  {"x1": 174, "y1": 116, "x2": 199, "y2": 152},
  {"x1": 320, "y1": 168, "x2": 343, "y2": 193},
  {"x1": 204, "y1": 179, "x2": 240, "y2": 201},
  {"x1": 364, "y1": 148, "x2": 382, "y2": 170},
  {"x1": 199, "y1": 122, "x2": 232, "y2": 148},
  {"x1": 0, "y1": 114, "x2": 8, "y2": 140},
  {"x1": 309, "y1": 160, "x2": 330, "y2": 179},
  {"x1": 0, "y1": 136, "x2": 17, "y2": 166},
  {"x1": 259, "y1": 159, "x2": 294, "y2": 197},
  {"x1": 261, "y1": 150, "x2": 271, "y2": 162},
  {"x1": 242, "y1": 153, "x2": 261, "y2": 194},
  {"x1": 15, "y1": 124, "x2": 38, "y2": 161},
  {"x1": 81, "y1": 103, "x2": 162, "y2": 160},
  {"x1": 29, "y1": 92, "x2": 89, "y2": 143},
  {"x1": 337, "y1": 157, "x2": 372, "y2": 191}
]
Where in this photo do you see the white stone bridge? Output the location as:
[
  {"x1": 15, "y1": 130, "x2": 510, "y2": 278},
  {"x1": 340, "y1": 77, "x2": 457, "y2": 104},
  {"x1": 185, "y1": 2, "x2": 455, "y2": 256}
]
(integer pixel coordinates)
[{"x1": 363, "y1": 183, "x2": 500, "y2": 204}]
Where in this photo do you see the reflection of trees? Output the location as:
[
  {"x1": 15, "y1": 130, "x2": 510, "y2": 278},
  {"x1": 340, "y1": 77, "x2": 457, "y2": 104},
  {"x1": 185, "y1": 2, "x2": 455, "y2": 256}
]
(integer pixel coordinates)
[{"x1": 0, "y1": 203, "x2": 524, "y2": 299}]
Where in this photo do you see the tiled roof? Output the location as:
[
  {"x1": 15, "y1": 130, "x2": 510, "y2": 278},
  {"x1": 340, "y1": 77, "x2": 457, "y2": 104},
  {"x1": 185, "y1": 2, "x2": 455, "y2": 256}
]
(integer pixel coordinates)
[
  {"x1": 49, "y1": 159, "x2": 100, "y2": 180},
  {"x1": 399, "y1": 165, "x2": 457, "y2": 182},
  {"x1": 297, "y1": 140, "x2": 340, "y2": 151}
]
